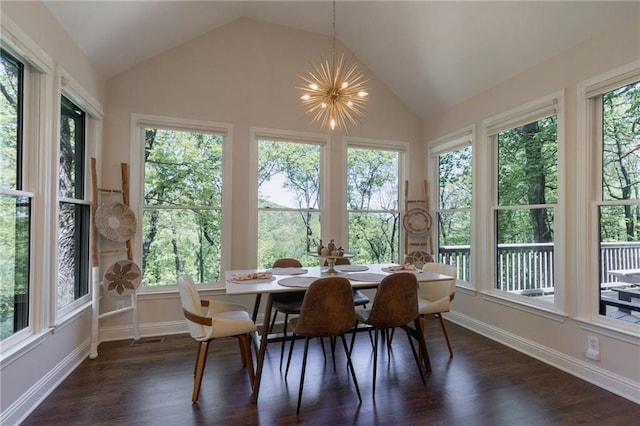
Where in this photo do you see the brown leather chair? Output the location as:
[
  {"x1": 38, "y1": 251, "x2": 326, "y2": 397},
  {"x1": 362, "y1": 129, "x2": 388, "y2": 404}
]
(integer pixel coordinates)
[
  {"x1": 269, "y1": 258, "x2": 306, "y2": 368},
  {"x1": 352, "y1": 272, "x2": 428, "y2": 398},
  {"x1": 284, "y1": 277, "x2": 361, "y2": 414}
]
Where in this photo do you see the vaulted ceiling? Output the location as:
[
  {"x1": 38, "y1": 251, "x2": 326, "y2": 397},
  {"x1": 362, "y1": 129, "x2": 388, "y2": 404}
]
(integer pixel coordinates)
[{"x1": 43, "y1": 1, "x2": 640, "y2": 120}]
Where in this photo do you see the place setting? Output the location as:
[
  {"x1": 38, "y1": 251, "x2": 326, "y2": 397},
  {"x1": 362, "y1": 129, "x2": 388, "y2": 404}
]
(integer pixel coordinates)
[{"x1": 228, "y1": 271, "x2": 276, "y2": 284}]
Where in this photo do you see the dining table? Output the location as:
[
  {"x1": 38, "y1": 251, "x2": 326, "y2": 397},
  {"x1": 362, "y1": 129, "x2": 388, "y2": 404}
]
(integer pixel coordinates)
[{"x1": 224, "y1": 262, "x2": 454, "y2": 404}]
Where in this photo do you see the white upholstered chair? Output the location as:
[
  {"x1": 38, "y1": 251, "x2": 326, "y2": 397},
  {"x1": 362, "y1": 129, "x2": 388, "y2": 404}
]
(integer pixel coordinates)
[
  {"x1": 419, "y1": 262, "x2": 458, "y2": 357},
  {"x1": 177, "y1": 274, "x2": 257, "y2": 403}
]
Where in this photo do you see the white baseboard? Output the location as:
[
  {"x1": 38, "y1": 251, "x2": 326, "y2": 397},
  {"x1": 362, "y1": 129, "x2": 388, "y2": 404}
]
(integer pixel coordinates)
[
  {"x1": 2, "y1": 340, "x2": 89, "y2": 426},
  {"x1": 446, "y1": 311, "x2": 640, "y2": 404}
]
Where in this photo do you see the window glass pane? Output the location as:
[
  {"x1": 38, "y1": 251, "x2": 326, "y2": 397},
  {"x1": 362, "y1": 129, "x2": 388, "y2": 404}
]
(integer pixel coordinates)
[
  {"x1": 258, "y1": 140, "x2": 320, "y2": 209},
  {"x1": 438, "y1": 211, "x2": 470, "y2": 281},
  {"x1": 0, "y1": 50, "x2": 22, "y2": 191},
  {"x1": 142, "y1": 208, "x2": 221, "y2": 285},
  {"x1": 57, "y1": 202, "x2": 90, "y2": 308},
  {"x1": 348, "y1": 212, "x2": 400, "y2": 264},
  {"x1": 144, "y1": 129, "x2": 223, "y2": 207},
  {"x1": 347, "y1": 147, "x2": 400, "y2": 263},
  {"x1": 143, "y1": 128, "x2": 224, "y2": 286},
  {"x1": 59, "y1": 96, "x2": 85, "y2": 199},
  {"x1": 57, "y1": 96, "x2": 88, "y2": 309},
  {"x1": 602, "y1": 82, "x2": 640, "y2": 202},
  {"x1": 497, "y1": 116, "x2": 557, "y2": 206},
  {"x1": 0, "y1": 194, "x2": 30, "y2": 338},
  {"x1": 598, "y1": 81, "x2": 640, "y2": 321},
  {"x1": 439, "y1": 146, "x2": 472, "y2": 209},
  {"x1": 258, "y1": 211, "x2": 320, "y2": 268},
  {"x1": 347, "y1": 148, "x2": 398, "y2": 210},
  {"x1": 496, "y1": 208, "x2": 555, "y2": 295},
  {"x1": 257, "y1": 139, "x2": 321, "y2": 267}
]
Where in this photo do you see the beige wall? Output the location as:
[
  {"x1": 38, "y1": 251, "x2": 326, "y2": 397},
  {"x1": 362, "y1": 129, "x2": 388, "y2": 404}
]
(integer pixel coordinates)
[{"x1": 424, "y1": 17, "x2": 640, "y2": 396}]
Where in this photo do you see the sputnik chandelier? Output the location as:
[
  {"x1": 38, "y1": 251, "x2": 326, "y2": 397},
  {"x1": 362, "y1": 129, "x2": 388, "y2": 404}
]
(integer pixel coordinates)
[{"x1": 298, "y1": 0, "x2": 369, "y2": 131}]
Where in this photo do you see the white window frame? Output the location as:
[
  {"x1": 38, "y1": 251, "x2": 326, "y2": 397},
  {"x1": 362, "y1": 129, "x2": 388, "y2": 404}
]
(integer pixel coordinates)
[
  {"x1": 0, "y1": 16, "x2": 54, "y2": 354},
  {"x1": 248, "y1": 127, "x2": 328, "y2": 267},
  {"x1": 54, "y1": 67, "x2": 103, "y2": 322},
  {"x1": 428, "y1": 125, "x2": 475, "y2": 290},
  {"x1": 481, "y1": 91, "x2": 566, "y2": 320},
  {"x1": 576, "y1": 60, "x2": 640, "y2": 339},
  {"x1": 129, "y1": 114, "x2": 232, "y2": 291},
  {"x1": 344, "y1": 137, "x2": 408, "y2": 262}
]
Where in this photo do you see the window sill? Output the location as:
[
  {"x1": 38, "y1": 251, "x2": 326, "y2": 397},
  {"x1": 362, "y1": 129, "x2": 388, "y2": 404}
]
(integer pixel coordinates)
[
  {"x1": 0, "y1": 329, "x2": 51, "y2": 368},
  {"x1": 575, "y1": 317, "x2": 640, "y2": 345},
  {"x1": 137, "y1": 283, "x2": 225, "y2": 299},
  {"x1": 481, "y1": 290, "x2": 567, "y2": 322}
]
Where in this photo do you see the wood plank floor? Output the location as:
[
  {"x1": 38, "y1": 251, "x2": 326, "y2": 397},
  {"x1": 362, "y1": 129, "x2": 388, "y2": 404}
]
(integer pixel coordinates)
[{"x1": 23, "y1": 318, "x2": 639, "y2": 425}]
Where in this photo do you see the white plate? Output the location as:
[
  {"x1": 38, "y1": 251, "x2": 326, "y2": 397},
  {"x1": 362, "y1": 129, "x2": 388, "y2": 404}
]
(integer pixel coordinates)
[
  {"x1": 229, "y1": 276, "x2": 276, "y2": 284},
  {"x1": 267, "y1": 267, "x2": 308, "y2": 275},
  {"x1": 335, "y1": 265, "x2": 368, "y2": 272},
  {"x1": 278, "y1": 276, "x2": 318, "y2": 287}
]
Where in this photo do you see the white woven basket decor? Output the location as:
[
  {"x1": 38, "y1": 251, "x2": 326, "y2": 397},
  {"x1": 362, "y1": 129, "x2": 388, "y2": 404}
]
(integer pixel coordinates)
[{"x1": 95, "y1": 201, "x2": 137, "y2": 242}]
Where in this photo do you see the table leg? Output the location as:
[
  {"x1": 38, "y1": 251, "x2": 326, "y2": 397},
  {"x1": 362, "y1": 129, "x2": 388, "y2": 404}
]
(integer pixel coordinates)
[
  {"x1": 252, "y1": 294, "x2": 262, "y2": 322},
  {"x1": 251, "y1": 293, "x2": 272, "y2": 404}
]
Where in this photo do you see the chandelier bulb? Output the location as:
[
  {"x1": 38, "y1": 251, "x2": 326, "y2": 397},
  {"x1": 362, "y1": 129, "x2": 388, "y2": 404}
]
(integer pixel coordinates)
[
  {"x1": 330, "y1": 118, "x2": 336, "y2": 130},
  {"x1": 342, "y1": 81, "x2": 349, "y2": 89},
  {"x1": 301, "y1": 94, "x2": 310, "y2": 100},
  {"x1": 321, "y1": 102, "x2": 327, "y2": 108},
  {"x1": 358, "y1": 91, "x2": 369, "y2": 97},
  {"x1": 309, "y1": 83, "x2": 318, "y2": 90}
]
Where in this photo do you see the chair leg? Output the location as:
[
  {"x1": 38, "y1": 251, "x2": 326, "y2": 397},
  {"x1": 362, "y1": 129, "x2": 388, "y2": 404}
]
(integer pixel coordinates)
[
  {"x1": 279, "y1": 314, "x2": 289, "y2": 369},
  {"x1": 372, "y1": 328, "x2": 379, "y2": 399},
  {"x1": 239, "y1": 334, "x2": 255, "y2": 389},
  {"x1": 437, "y1": 314, "x2": 454, "y2": 358},
  {"x1": 403, "y1": 325, "x2": 425, "y2": 386},
  {"x1": 340, "y1": 334, "x2": 362, "y2": 403},
  {"x1": 269, "y1": 309, "x2": 279, "y2": 333},
  {"x1": 285, "y1": 333, "x2": 296, "y2": 379},
  {"x1": 192, "y1": 340, "x2": 210, "y2": 403},
  {"x1": 414, "y1": 317, "x2": 432, "y2": 372},
  {"x1": 297, "y1": 338, "x2": 311, "y2": 415}
]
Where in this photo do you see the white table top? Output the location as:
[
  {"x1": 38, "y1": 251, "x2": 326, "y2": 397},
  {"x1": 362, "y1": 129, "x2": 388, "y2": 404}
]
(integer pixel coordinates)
[{"x1": 225, "y1": 263, "x2": 453, "y2": 295}]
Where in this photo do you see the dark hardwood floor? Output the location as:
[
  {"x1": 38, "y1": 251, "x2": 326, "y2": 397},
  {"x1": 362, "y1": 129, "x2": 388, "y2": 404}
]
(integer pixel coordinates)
[{"x1": 23, "y1": 318, "x2": 639, "y2": 425}]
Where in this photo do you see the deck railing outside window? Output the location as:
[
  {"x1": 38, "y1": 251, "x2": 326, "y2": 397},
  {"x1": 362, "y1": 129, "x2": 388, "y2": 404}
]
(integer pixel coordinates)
[{"x1": 438, "y1": 242, "x2": 640, "y2": 292}]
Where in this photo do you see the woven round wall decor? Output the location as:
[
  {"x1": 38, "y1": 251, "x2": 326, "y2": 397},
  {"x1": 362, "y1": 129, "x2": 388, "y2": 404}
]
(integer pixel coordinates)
[
  {"x1": 103, "y1": 260, "x2": 141, "y2": 296},
  {"x1": 402, "y1": 207, "x2": 432, "y2": 236},
  {"x1": 95, "y1": 201, "x2": 137, "y2": 242}
]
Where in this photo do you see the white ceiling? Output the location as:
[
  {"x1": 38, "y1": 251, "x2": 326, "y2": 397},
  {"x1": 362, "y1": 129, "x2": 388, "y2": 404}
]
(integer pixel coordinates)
[{"x1": 42, "y1": 1, "x2": 640, "y2": 120}]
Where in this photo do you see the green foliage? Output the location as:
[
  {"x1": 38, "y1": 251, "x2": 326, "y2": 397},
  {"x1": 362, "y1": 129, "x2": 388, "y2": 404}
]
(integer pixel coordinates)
[
  {"x1": 142, "y1": 129, "x2": 224, "y2": 285},
  {"x1": 601, "y1": 82, "x2": 640, "y2": 242},
  {"x1": 496, "y1": 116, "x2": 557, "y2": 243}
]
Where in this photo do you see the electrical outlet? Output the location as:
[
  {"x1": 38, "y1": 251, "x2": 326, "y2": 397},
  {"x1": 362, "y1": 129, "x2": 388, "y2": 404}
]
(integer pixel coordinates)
[
  {"x1": 586, "y1": 335, "x2": 600, "y2": 361},
  {"x1": 116, "y1": 300, "x2": 126, "y2": 310}
]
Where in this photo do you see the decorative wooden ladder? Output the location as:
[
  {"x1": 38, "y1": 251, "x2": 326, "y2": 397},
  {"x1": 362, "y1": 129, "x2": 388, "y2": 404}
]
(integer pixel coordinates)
[
  {"x1": 403, "y1": 180, "x2": 434, "y2": 267},
  {"x1": 90, "y1": 158, "x2": 140, "y2": 359}
]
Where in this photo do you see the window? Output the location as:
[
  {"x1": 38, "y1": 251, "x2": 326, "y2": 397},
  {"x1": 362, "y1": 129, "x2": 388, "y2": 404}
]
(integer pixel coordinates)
[
  {"x1": 347, "y1": 146, "x2": 401, "y2": 264},
  {"x1": 56, "y1": 95, "x2": 90, "y2": 309},
  {"x1": 141, "y1": 126, "x2": 225, "y2": 286},
  {"x1": 596, "y1": 80, "x2": 640, "y2": 322},
  {"x1": 430, "y1": 129, "x2": 473, "y2": 283},
  {"x1": 256, "y1": 137, "x2": 322, "y2": 268},
  {"x1": 0, "y1": 49, "x2": 30, "y2": 339},
  {"x1": 487, "y1": 94, "x2": 561, "y2": 304}
]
